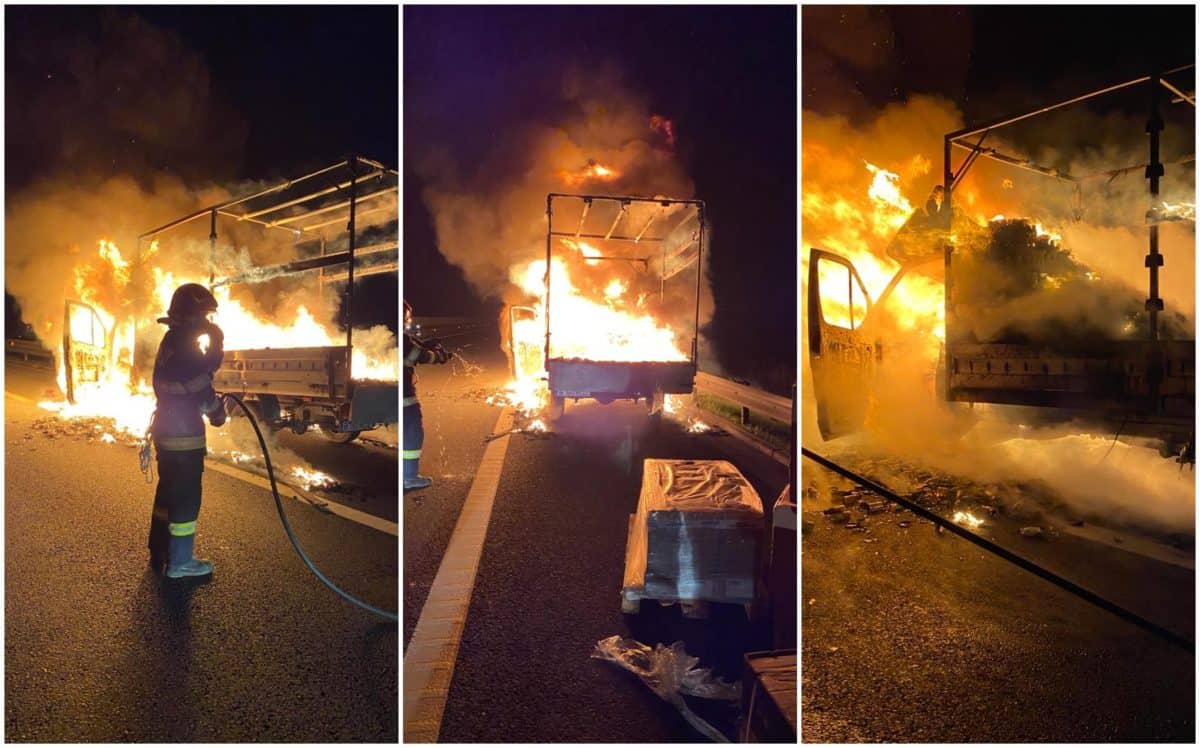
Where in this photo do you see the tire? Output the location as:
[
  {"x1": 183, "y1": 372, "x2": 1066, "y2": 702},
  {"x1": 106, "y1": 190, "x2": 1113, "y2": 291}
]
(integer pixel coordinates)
[{"x1": 319, "y1": 427, "x2": 362, "y2": 444}]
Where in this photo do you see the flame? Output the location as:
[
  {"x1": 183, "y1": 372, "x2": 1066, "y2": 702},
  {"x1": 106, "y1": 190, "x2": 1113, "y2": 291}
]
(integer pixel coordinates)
[
  {"x1": 495, "y1": 234, "x2": 690, "y2": 414},
  {"x1": 864, "y1": 161, "x2": 914, "y2": 234},
  {"x1": 290, "y1": 465, "x2": 336, "y2": 490},
  {"x1": 38, "y1": 238, "x2": 400, "y2": 446},
  {"x1": 804, "y1": 159, "x2": 1070, "y2": 365},
  {"x1": 559, "y1": 160, "x2": 620, "y2": 187},
  {"x1": 802, "y1": 162, "x2": 946, "y2": 356},
  {"x1": 953, "y1": 511, "x2": 984, "y2": 529},
  {"x1": 512, "y1": 255, "x2": 687, "y2": 363}
]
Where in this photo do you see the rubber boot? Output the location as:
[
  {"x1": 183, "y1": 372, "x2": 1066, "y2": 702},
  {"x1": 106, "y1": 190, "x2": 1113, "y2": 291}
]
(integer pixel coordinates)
[
  {"x1": 403, "y1": 450, "x2": 432, "y2": 491},
  {"x1": 404, "y1": 475, "x2": 434, "y2": 491},
  {"x1": 165, "y1": 534, "x2": 212, "y2": 579}
]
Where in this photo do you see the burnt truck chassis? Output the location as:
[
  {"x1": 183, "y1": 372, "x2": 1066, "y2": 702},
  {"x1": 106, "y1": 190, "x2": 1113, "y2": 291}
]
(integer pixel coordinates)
[
  {"x1": 809, "y1": 67, "x2": 1196, "y2": 448},
  {"x1": 134, "y1": 156, "x2": 399, "y2": 441},
  {"x1": 543, "y1": 193, "x2": 704, "y2": 419}
]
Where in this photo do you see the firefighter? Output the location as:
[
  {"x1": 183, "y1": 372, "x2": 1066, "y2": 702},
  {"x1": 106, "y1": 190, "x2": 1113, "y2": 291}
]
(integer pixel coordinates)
[
  {"x1": 404, "y1": 299, "x2": 451, "y2": 491},
  {"x1": 148, "y1": 283, "x2": 226, "y2": 579},
  {"x1": 925, "y1": 185, "x2": 947, "y2": 223}
]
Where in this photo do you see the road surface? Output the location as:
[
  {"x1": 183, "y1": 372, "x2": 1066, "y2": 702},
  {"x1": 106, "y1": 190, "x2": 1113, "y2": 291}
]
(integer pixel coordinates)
[
  {"x1": 4, "y1": 361, "x2": 398, "y2": 742},
  {"x1": 402, "y1": 335, "x2": 791, "y2": 742},
  {"x1": 801, "y1": 454, "x2": 1194, "y2": 742}
]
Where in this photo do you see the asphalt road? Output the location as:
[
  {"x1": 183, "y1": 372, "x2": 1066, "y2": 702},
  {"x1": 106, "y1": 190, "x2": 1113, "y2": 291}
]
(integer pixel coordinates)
[
  {"x1": 401, "y1": 337, "x2": 791, "y2": 742},
  {"x1": 401, "y1": 339, "x2": 511, "y2": 650},
  {"x1": 801, "y1": 457, "x2": 1194, "y2": 743},
  {"x1": 4, "y1": 379, "x2": 398, "y2": 741}
]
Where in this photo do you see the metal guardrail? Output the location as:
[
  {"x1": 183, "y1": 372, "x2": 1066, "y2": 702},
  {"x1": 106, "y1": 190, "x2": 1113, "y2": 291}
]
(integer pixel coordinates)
[
  {"x1": 6, "y1": 338, "x2": 54, "y2": 365},
  {"x1": 694, "y1": 371, "x2": 792, "y2": 425}
]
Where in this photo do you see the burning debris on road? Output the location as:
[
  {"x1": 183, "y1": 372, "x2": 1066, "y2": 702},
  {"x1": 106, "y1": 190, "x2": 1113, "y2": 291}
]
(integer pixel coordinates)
[
  {"x1": 28, "y1": 408, "x2": 342, "y2": 493},
  {"x1": 29, "y1": 415, "x2": 142, "y2": 448}
]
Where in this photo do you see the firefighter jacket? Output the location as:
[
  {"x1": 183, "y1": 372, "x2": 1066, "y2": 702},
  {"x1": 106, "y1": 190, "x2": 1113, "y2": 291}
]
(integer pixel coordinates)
[
  {"x1": 403, "y1": 333, "x2": 438, "y2": 407},
  {"x1": 152, "y1": 321, "x2": 225, "y2": 451}
]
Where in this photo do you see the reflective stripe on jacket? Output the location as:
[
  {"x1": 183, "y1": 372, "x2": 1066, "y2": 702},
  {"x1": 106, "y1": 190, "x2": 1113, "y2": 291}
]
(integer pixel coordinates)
[{"x1": 152, "y1": 323, "x2": 225, "y2": 451}]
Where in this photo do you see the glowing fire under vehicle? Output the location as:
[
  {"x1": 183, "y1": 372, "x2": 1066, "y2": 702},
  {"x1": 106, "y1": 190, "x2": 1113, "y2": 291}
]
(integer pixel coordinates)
[
  {"x1": 540, "y1": 193, "x2": 704, "y2": 419},
  {"x1": 62, "y1": 157, "x2": 399, "y2": 443},
  {"x1": 809, "y1": 70, "x2": 1196, "y2": 456}
]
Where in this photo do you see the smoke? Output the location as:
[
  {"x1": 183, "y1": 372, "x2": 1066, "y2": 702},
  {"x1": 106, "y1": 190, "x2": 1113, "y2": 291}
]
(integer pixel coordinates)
[
  {"x1": 5, "y1": 174, "x2": 225, "y2": 352},
  {"x1": 5, "y1": 8, "x2": 397, "y2": 369},
  {"x1": 802, "y1": 90, "x2": 1195, "y2": 535},
  {"x1": 416, "y1": 68, "x2": 712, "y2": 336}
]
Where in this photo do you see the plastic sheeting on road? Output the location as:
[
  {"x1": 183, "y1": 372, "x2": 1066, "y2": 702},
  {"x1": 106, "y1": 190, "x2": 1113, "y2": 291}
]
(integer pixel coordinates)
[{"x1": 592, "y1": 635, "x2": 739, "y2": 742}]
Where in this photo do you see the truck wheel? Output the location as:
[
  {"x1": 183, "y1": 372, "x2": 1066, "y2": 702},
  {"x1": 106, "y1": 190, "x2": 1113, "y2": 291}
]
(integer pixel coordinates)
[
  {"x1": 320, "y1": 426, "x2": 362, "y2": 444},
  {"x1": 548, "y1": 395, "x2": 565, "y2": 421}
]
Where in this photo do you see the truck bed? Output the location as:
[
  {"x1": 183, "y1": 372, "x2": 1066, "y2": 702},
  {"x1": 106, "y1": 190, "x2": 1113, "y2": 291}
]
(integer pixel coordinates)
[{"x1": 215, "y1": 346, "x2": 353, "y2": 401}]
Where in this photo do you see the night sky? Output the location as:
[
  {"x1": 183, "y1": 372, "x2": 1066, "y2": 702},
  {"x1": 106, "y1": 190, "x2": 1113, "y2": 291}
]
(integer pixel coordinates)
[
  {"x1": 804, "y1": 6, "x2": 1195, "y2": 122},
  {"x1": 5, "y1": 5, "x2": 398, "y2": 333},
  {"x1": 403, "y1": 6, "x2": 798, "y2": 395}
]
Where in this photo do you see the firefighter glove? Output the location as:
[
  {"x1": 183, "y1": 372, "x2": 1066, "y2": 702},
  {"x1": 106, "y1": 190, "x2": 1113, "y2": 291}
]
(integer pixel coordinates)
[
  {"x1": 201, "y1": 321, "x2": 225, "y2": 352},
  {"x1": 205, "y1": 395, "x2": 227, "y2": 427}
]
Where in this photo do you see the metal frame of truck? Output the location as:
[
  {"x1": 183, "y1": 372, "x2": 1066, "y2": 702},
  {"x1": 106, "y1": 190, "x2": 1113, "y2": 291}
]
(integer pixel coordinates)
[
  {"x1": 543, "y1": 193, "x2": 704, "y2": 418},
  {"x1": 809, "y1": 67, "x2": 1196, "y2": 446},
  {"x1": 129, "y1": 156, "x2": 399, "y2": 440}
]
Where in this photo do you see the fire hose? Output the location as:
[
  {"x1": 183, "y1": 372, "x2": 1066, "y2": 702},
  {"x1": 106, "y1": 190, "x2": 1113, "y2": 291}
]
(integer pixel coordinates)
[
  {"x1": 218, "y1": 392, "x2": 398, "y2": 623},
  {"x1": 802, "y1": 447, "x2": 1193, "y2": 653}
]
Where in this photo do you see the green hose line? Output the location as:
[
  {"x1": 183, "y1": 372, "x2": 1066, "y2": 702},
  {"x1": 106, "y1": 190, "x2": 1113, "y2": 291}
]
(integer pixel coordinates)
[{"x1": 221, "y1": 393, "x2": 398, "y2": 623}]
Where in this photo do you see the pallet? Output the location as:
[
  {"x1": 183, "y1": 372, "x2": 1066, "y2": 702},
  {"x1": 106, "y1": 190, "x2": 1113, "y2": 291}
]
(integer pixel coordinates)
[{"x1": 620, "y1": 587, "x2": 713, "y2": 618}]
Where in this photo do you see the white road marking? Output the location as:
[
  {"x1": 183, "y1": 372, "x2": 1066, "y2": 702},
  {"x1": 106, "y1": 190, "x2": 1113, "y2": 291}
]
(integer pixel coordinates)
[
  {"x1": 403, "y1": 407, "x2": 515, "y2": 743},
  {"x1": 5, "y1": 391, "x2": 37, "y2": 405},
  {"x1": 204, "y1": 459, "x2": 398, "y2": 537}
]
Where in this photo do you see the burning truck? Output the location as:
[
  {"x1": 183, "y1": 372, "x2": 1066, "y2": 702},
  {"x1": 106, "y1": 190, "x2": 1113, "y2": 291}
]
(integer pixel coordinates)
[
  {"x1": 56, "y1": 157, "x2": 399, "y2": 444},
  {"x1": 807, "y1": 70, "x2": 1196, "y2": 458},
  {"x1": 495, "y1": 191, "x2": 704, "y2": 421}
]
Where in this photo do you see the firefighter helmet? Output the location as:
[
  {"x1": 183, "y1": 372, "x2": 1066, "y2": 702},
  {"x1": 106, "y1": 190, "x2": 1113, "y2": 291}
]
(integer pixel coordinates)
[{"x1": 159, "y1": 283, "x2": 218, "y2": 324}]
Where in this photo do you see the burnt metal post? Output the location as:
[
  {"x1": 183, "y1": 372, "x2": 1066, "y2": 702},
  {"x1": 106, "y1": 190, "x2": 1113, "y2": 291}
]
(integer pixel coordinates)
[
  {"x1": 1145, "y1": 72, "x2": 1165, "y2": 341},
  {"x1": 318, "y1": 235, "x2": 326, "y2": 303},
  {"x1": 544, "y1": 194, "x2": 553, "y2": 367},
  {"x1": 692, "y1": 202, "x2": 705, "y2": 364},
  {"x1": 209, "y1": 209, "x2": 218, "y2": 287},
  {"x1": 943, "y1": 134, "x2": 953, "y2": 351},
  {"x1": 62, "y1": 299, "x2": 74, "y2": 405},
  {"x1": 346, "y1": 156, "x2": 357, "y2": 374}
]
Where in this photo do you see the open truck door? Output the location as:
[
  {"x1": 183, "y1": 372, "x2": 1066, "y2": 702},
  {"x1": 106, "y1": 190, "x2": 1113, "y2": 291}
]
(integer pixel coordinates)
[
  {"x1": 509, "y1": 305, "x2": 542, "y2": 380},
  {"x1": 62, "y1": 300, "x2": 110, "y2": 405},
  {"x1": 807, "y1": 248, "x2": 875, "y2": 440}
]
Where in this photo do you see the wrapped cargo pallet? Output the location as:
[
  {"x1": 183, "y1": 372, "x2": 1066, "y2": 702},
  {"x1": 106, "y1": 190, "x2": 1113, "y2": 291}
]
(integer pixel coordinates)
[{"x1": 622, "y1": 459, "x2": 764, "y2": 612}]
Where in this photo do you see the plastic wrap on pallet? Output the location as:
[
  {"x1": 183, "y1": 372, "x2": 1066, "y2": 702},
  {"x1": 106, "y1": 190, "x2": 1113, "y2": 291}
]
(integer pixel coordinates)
[{"x1": 624, "y1": 459, "x2": 764, "y2": 605}]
